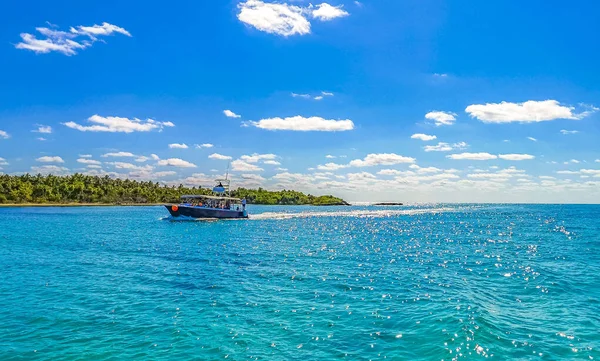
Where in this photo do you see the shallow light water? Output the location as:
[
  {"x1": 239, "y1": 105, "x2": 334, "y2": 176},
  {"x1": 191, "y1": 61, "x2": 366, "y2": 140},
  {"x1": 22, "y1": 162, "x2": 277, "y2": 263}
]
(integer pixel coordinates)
[{"x1": 0, "y1": 204, "x2": 599, "y2": 360}]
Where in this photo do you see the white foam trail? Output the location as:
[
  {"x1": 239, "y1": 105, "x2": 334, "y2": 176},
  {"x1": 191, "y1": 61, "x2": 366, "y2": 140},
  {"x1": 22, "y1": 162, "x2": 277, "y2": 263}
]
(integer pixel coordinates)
[{"x1": 248, "y1": 207, "x2": 456, "y2": 220}]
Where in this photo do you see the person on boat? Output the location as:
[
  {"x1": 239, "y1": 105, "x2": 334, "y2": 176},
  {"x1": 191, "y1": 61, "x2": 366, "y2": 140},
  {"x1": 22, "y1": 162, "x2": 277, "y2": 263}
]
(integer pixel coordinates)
[{"x1": 242, "y1": 197, "x2": 246, "y2": 210}]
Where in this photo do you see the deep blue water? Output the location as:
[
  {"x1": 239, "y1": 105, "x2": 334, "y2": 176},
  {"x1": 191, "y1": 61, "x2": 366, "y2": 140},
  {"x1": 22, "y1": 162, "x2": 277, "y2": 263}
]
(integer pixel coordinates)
[{"x1": 0, "y1": 204, "x2": 599, "y2": 360}]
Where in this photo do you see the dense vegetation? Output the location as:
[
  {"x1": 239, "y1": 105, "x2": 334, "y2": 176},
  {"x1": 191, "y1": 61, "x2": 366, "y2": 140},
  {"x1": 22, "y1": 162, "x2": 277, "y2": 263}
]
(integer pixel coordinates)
[{"x1": 0, "y1": 174, "x2": 348, "y2": 206}]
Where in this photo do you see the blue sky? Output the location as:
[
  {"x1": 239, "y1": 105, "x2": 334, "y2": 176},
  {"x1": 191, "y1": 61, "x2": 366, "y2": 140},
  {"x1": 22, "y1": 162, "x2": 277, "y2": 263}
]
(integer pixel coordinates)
[{"x1": 1, "y1": 0, "x2": 599, "y2": 202}]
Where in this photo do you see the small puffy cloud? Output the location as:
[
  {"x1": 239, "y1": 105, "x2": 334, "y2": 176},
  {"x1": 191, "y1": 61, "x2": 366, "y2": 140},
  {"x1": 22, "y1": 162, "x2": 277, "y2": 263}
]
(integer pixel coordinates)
[
  {"x1": 153, "y1": 171, "x2": 177, "y2": 178},
  {"x1": 322, "y1": 91, "x2": 334, "y2": 96},
  {"x1": 325, "y1": 155, "x2": 336, "y2": 159},
  {"x1": 157, "y1": 158, "x2": 197, "y2": 168},
  {"x1": 560, "y1": 129, "x2": 579, "y2": 135},
  {"x1": 349, "y1": 153, "x2": 415, "y2": 167},
  {"x1": 447, "y1": 152, "x2": 498, "y2": 160},
  {"x1": 102, "y1": 152, "x2": 135, "y2": 158},
  {"x1": 409, "y1": 165, "x2": 443, "y2": 173},
  {"x1": 15, "y1": 22, "x2": 130, "y2": 56},
  {"x1": 151, "y1": 154, "x2": 160, "y2": 160},
  {"x1": 433, "y1": 73, "x2": 448, "y2": 78},
  {"x1": 105, "y1": 162, "x2": 153, "y2": 171},
  {"x1": 248, "y1": 115, "x2": 354, "y2": 131},
  {"x1": 237, "y1": 0, "x2": 311, "y2": 37},
  {"x1": 209, "y1": 153, "x2": 232, "y2": 160},
  {"x1": 36, "y1": 156, "x2": 64, "y2": 163},
  {"x1": 411, "y1": 133, "x2": 437, "y2": 141},
  {"x1": 465, "y1": 100, "x2": 596, "y2": 123},
  {"x1": 240, "y1": 153, "x2": 277, "y2": 163},
  {"x1": 169, "y1": 143, "x2": 188, "y2": 149},
  {"x1": 596, "y1": 159, "x2": 600, "y2": 163},
  {"x1": 33, "y1": 125, "x2": 52, "y2": 134},
  {"x1": 135, "y1": 156, "x2": 149, "y2": 162},
  {"x1": 425, "y1": 111, "x2": 456, "y2": 126},
  {"x1": 317, "y1": 162, "x2": 348, "y2": 171},
  {"x1": 77, "y1": 158, "x2": 101, "y2": 165},
  {"x1": 196, "y1": 143, "x2": 214, "y2": 148},
  {"x1": 79, "y1": 154, "x2": 92, "y2": 158},
  {"x1": 0, "y1": 157, "x2": 8, "y2": 166},
  {"x1": 527, "y1": 137, "x2": 537, "y2": 142},
  {"x1": 498, "y1": 154, "x2": 535, "y2": 161},
  {"x1": 223, "y1": 110, "x2": 241, "y2": 118},
  {"x1": 31, "y1": 165, "x2": 69, "y2": 175},
  {"x1": 424, "y1": 142, "x2": 467, "y2": 152},
  {"x1": 0, "y1": 130, "x2": 10, "y2": 139},
  {"x1": 231, "y1": 159, "x2": 263, "y2": 172},
  {"x1": 63, "y1": 115, "x2": 173, "y2": 133},
  {"x1": 314, "y1": 96, "x2": 324, "y2": 100},
  {"x1": 311, "y1": 3, "x2": 349, "y2": 21},
  {"x1": 264, "y1": 160, "x2": 281, "y2": 165},
  {"x1": 291, "y1": 93, "x2": 311, "y2": 99}
]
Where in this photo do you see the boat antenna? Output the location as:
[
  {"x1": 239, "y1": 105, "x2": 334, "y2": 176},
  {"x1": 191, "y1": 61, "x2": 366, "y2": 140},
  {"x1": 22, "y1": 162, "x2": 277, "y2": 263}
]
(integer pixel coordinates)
[{"x1": 225, "y1": 161, "x2": 230, "y2": 181}]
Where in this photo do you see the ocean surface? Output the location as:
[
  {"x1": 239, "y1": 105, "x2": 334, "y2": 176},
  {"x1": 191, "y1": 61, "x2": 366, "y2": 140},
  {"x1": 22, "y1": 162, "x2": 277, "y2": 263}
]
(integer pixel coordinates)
[{"x1": 1, "y1": 204, "x2": 599, "y2": 360}]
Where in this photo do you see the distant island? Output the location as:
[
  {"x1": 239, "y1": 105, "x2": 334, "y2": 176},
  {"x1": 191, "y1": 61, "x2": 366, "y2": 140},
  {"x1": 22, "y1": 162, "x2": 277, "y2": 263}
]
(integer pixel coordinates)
[
  {"x1": 373, "y1": 202, "x2": 404, "y2": 206},
  {"x1": 0, "y1": 174, "x2": 349, "y2": 206}
]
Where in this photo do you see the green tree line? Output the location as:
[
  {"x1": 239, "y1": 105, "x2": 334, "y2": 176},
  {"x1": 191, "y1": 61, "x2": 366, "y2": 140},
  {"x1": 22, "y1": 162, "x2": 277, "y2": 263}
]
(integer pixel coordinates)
[{"x1": 0, "y1": 174, "x2": 347, "y2": 205}]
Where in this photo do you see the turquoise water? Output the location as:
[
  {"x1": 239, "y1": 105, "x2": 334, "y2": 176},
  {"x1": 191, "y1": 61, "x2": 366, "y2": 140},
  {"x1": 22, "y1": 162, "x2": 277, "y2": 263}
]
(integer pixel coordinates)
[{"x1": 1, "y1": 204, "x2": 599, "y2": 360}]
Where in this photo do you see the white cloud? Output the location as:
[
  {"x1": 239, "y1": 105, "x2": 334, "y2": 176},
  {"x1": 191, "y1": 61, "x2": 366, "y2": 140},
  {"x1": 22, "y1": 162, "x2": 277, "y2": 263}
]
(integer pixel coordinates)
[
  {"x1": 237, "y1": 0, "x2": 310, "y2": 36},
  {"x1": 325, "y1": 155, "x2": 336, "y2": 159},
  {"x1": 248, "y1": 115, "x2": 354, "y2": 131},
  {"x1": 15, "y1": 22, "x2": 130, "y2": 56},
  {"x1": 264, "y1": 160, "x2": 281, "y2": 165},
  {"x1": 37, "y1": 137, "x2": 47, "y2": 141},
  {"x1": 241, "y1": 174, "x2": 266, "y2": 182},
  {"x1": 291, "y1": 93, "x2": 311, "y2": 99},
  {"x1": 36, "y1": 156, "x2": 64, "y2": 163},
  {"x1": 317, "y1": 162, "x2": 348, "y2": 171},
  {"x1": 433, "y1": 73, "x2": 448, "y2": 78},
  {"x1": 153, "y1": 171, "x2": 177, "y2": 178},
  {"x1": 409, "y1": 165, "x2": 443, "y2": 173},
  {"x1": 424, "y1": 141, "x2": 467, "y2": 152},
  {"x1": 447, "y1": 152, "x2": 498, "y2": 160},
  {"x1": 196, "y1": 143, "x2": 214, "y2": 148},
  {"x1": 209, "y1": 153, "x2": 233, "y2": 160},
  {"x1": 102, "y1": 152, "x2": 135, "y2": 158},
  {"x1": 63, "y1": 115, "x2": 174, "y2": 133},
  {"x1": 465, "y1": 100, "x2": 595, "y2": 123},
  {"x1": 322, "y1": 91, "x2": 334, "y2": 96},
  {"x1": 223, "y1": 110, "x2": 241, "y2": 118},
  {"x1": 79, "y1": 154, "x2": 92, "y2": 158},
  {"x1": 569, "y1": 159, "x2": 580, "y2": 164},
  {"x1": 560, "y1": 130, "x2": 579, "y2": 135},
  {"x1": 31, "y1": 165, "x2": 69, "y2": 175},
  {"x1": 0, "y1": 130, "x2": 9, "y2": 139},
  {"x1": 240, "y1": 153, "x2": 277, "y2": 163},
  {"x1": 596, "y1": 159, "x2": 600, "y2": 163},
  {"x1": 135, "y1": 156, "x2": 149, "y2": 162},
  {"x1": 314, "y1": 96, "x2": 324, "y2": 100},
  {"x1": 0, "y1": 157, "x2": 8, "y2": 166},
  {"x1": 157, "y1": 158, "x2": 197, "y2": 168},
  {"x1": 349, "y1": 153, "x2": 415, "y2": 167},
  {"x1": 106, "y1": 162, "x2": 153, "y2": 171},
  {"x1": 77, "y1": 158, "x2": 101, "y2": 165},
  {"x1": 231, "y1": 159, "x2": 263, "y2": 172},
  {"x1": 498, "y1": 154, "x2": 535, "y2": 161},
  {"x1": 33, "y1": 125, "x2": 52, "y2": 134},
  {"x1": 169, "y1": 143, "x2": 188, "y2": 149},
  {"x1": 411, "y1": 133, "x2": 437, "y2": 141},
  {"x1": 311, "y1": 3, "x2": 349, "y2": 21},
  {"x1": 151, "y1": 154, "x2": 160, "y2": 161},
  {"x1": 527, "y1": 137, "x2": 537, "y2": 142},
  {"x1": 425, "y1": 111, "x2": 456, "y2": 126},
  {"x1": 86, "y1": 165, "x2": 102, "y2": 169}
]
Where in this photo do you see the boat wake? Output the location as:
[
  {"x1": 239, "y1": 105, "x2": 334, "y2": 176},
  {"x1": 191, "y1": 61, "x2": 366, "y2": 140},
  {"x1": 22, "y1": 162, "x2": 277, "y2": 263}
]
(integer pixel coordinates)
[{"x1": 248, "y1": 207, "x2": 456, "y2": 220}]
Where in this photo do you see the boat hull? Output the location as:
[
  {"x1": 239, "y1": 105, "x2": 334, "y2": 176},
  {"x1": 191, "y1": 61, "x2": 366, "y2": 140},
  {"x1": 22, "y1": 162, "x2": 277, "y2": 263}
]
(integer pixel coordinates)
[{"x1": 165, "y1": 205, "x2": 247, "y2": 219}]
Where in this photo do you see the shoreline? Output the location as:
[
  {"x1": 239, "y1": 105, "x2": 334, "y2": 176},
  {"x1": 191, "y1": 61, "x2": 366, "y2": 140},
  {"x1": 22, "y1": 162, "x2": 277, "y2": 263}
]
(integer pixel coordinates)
[{"x1": 0, "y1": 203, "x2": 349, "y2": 208}]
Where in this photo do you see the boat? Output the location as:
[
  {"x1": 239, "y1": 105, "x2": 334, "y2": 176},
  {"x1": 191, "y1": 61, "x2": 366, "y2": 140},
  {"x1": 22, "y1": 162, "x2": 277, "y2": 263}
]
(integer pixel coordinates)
[{"x1": 164, "y1": 178, "x2": 248, "y2": 219}]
